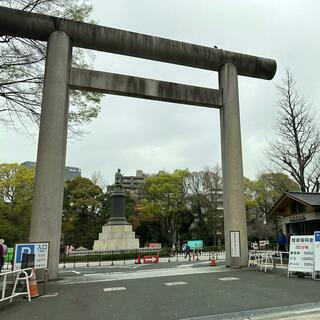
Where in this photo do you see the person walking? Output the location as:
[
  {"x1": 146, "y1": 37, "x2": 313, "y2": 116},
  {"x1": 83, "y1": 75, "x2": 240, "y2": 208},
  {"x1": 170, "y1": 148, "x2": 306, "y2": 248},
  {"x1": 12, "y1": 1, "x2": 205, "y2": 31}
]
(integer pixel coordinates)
[
  {"x1": 278, "y1": 230, "x2": 287, "y2": 252},
  {"x1": 0, "y1": 239, "x2": 7, "y2": 256},
  {"x1": 184, "y1": 244, "x2": 191, "y2": 261},
  {"x1": 0, "y1": 241, "x2": 4, "y2": 273}
]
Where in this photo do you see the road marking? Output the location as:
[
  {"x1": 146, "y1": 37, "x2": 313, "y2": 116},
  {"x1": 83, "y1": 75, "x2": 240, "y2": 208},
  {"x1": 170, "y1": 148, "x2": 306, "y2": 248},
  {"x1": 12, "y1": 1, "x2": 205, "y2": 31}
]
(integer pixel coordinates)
[
  {"x1": 217, "y1": 277, "x2": 239, "y2": 281},
  {"x1": 72, "y1": 270, "x2": 81, "y2": 275},
  {"x1": 57, "y1": 265, "x2": 231, "y2": 285},
  {"x1": 179, "y1": 304, "x2": 320, "y2": 320},
  {"x1": 177, "y1": 264, "x2": 193, "y2": 268},
  {"x1": 40, "y1": 293, "x2": 59, "y2": 298},
  {"x1": 103, "y1": 287, "x2": 127, "y2": 292},
  {"x1": 165, "y1": 281, "x2": 188, "y2": 286}
]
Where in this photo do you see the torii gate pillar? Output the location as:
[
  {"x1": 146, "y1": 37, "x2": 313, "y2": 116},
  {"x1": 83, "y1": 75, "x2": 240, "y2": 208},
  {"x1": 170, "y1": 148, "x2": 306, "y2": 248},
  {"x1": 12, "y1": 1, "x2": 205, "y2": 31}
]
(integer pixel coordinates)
[
  {"x1": 219, "y1": 63, "x2": 248, "y2": 267},
  {"x1": 29, "y1": 31, "x2": 72, "y2": 280}
]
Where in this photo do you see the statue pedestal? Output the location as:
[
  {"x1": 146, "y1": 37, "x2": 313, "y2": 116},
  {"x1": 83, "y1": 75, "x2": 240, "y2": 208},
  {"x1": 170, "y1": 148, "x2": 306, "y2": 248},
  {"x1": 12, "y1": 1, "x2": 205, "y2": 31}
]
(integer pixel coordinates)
[
  {"x1": 93, "y1": 174, "x2": 139, "y2": 251},
  {"x1": 93, "y1": 224, "x2": 140, "y2": 251}
]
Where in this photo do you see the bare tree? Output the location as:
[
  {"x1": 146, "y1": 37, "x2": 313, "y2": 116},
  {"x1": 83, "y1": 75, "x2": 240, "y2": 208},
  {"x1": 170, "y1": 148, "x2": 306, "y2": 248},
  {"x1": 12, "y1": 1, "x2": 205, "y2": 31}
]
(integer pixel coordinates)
[
  {"x1": 202, "y1": 166, "x2": 223, "y2": 246},
  {"x1": 187, "y1": 166, "x2": 224, "y2": 246},
  {"x1": 0, "y1": 0, "x2": 101, "y2": 135},
  {"x1": 267, "y1": 70, "x2": 320, "y2": 192}
]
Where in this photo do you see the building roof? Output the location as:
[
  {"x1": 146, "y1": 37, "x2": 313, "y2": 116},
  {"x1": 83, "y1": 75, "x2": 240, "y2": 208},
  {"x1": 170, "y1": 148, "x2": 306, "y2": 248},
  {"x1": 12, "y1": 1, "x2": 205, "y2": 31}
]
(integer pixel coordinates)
[{"x1": 269, "y1": 192, "x2": 320, "y2": 216}]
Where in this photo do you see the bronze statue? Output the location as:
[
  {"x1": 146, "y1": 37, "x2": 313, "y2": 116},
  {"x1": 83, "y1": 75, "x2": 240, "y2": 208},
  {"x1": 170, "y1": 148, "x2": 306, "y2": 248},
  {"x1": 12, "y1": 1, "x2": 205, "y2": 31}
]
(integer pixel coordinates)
[{"x1": 115, "y1": 168, "x2": 123, "y2": 186}]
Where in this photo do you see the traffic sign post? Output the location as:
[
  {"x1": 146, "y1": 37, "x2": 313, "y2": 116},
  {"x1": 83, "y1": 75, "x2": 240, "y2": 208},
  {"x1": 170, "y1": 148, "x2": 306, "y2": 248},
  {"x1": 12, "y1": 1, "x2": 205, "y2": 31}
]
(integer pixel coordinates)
[{"x1": 13, "y1": 242, "x2": 50, "y2": 270}]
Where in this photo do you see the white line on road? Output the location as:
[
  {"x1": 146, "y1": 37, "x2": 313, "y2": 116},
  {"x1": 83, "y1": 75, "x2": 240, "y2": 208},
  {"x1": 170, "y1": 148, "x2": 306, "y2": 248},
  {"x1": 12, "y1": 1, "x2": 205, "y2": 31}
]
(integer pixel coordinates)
[
  {"x1": 40, "y1": 293, "x2": 59, "y2": 298},
  {"x1": 72, "y1": 270, "x2": 81, "y2": 275},
  {"x1": 217, "y1": 277, "x2": 239, "y2": 281},
  {"x1": 165, "y1": 281, "x2": 188, "y2": 286},
  {"x1": 103, "y1": 287, "x2": 127, "y2": 292},
  {"x1": 57, "y1": 265, "x2": 231, "y2": 285}
]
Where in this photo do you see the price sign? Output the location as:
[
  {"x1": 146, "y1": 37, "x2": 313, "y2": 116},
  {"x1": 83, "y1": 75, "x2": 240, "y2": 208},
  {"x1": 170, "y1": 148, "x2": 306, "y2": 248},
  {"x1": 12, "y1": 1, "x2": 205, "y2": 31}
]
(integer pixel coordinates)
[
  {"x1": 314, "y1": 231, "x2": 320, "y2": 272},
  {"x1": 288, "y1": 235, "x2": 314, "y2": 273}
]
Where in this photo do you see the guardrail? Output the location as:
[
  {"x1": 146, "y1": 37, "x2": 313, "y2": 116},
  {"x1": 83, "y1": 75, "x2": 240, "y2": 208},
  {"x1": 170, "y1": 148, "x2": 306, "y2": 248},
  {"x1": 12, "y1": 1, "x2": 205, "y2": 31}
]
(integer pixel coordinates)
[
  {"x1": 248, "y1": 250, "x2": 289, "y2": 272},
  {"x1": 0, "y1": 268, "x2": 32, "y2": 303}
]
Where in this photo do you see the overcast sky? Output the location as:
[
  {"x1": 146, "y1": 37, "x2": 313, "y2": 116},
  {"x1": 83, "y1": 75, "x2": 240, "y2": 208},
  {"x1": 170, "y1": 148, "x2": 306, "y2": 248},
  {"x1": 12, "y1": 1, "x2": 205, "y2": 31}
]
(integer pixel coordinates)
[{"x1": 1, "y1": 0, "x2": 320, "y2": 185}]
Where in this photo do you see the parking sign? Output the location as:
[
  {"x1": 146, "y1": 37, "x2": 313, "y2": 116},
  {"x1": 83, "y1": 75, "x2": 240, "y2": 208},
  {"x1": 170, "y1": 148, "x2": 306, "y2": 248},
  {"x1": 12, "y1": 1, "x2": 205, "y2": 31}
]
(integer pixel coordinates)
[{"x1": 13, "y1": 242, "x2": 49, "y2": 270}]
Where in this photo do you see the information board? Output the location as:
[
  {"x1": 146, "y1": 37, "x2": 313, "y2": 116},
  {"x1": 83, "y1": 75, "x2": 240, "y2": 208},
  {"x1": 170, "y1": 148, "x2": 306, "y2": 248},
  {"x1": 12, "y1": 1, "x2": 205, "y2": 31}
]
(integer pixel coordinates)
[
  {"x1": 187, "y1": 240, "x2": 203, "y2": 250},
  {"x1": 314, "y1": 231, "x2": 320, "y2": 272},
  {"x1": 148, "y1": 243, "x2": 161, "y2": 249},
  {"x1": 13, "y1": 242, "x2": 49, "y2": 270},
  {"x1": 288, "y1": 235, "x2": 314, "y2": 273},
  {"x1": 230, "y1": 231, "x2": 240, "y2": 257}
]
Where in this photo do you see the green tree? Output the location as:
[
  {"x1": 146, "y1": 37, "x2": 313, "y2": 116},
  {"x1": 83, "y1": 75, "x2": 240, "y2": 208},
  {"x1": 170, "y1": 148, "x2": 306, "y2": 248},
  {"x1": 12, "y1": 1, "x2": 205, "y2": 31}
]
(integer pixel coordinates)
[
  {"x1": 0, "y1": 0, "x2": 101, "y2": 134},
  {"x1": 141, "y1": 169, "x2": 191, "y2": 245},
  {"x1": 62, "y1": 176, "x2": 107, "y2": 249},
  {"x1": 0, "y1": 163, "x2": 35, "y2": 245},
  {"x1": 245, "y1": 172, "x2": 299, "y2": 239}
]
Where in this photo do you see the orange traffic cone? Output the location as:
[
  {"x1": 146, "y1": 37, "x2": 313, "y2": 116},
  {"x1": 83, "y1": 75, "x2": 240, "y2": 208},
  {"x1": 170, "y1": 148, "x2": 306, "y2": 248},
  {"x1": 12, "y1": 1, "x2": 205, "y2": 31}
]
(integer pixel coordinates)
[
  {"x1": 29, "y1": 269, "x2": 40, "y2": 298},
  {"x1": 135, "y1": 255, "x2": 141, "y2": 264},
  {"x1": 210, "y1": 258, "x2": 216, "y2": 267}
]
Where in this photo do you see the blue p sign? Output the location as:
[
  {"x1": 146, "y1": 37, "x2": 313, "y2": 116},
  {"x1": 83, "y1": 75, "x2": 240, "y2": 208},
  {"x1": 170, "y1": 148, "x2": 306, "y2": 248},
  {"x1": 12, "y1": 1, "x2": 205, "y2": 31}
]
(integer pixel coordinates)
[{"x1": 16, "y1": 244, "x2": 35, "y2": 263}]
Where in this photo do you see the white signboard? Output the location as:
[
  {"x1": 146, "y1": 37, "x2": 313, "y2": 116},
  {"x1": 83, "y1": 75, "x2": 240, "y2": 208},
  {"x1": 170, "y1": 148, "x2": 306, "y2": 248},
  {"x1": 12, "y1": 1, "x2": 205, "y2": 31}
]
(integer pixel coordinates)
[
  {"x1": 230, "y1": 231, "x2": 240, "y2": 257},
  {"x1": 288, "y1": 235, "x2": 314, "y2": 273},
  {"x1": 314, "y1": 231, "x2": 320, "y2": 272},
  {"x1": 13, "y1": 242, "x2": 49, "y2": 270}
]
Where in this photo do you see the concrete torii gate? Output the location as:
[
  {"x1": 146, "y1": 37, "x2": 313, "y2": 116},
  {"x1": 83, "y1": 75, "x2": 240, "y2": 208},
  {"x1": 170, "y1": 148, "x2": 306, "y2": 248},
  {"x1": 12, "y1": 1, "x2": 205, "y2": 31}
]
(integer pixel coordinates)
[{"x1": 0, "y1": 7, "x2": 276, "y2": 279}]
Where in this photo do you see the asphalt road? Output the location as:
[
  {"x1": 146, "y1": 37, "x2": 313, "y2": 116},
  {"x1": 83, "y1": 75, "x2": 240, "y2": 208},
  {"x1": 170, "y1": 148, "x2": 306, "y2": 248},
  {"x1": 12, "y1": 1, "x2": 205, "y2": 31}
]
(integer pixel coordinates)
[{"x1": 1, "y1": 262, "x2": 320, "y2": 320}]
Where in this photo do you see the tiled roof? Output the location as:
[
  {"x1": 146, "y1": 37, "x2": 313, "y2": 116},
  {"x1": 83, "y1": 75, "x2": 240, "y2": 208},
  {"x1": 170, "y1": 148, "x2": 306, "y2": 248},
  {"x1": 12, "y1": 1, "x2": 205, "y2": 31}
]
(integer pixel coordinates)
[{"x1": 286, "y1": 192, "x2": 320, "y2": 206}]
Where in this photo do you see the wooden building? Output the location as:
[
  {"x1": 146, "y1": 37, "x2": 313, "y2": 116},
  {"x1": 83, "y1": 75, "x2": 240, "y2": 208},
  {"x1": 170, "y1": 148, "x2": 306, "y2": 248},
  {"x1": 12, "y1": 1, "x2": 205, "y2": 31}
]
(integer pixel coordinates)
[{"x1": 270, "y1": 192, "x2": 320, "y2": 236}]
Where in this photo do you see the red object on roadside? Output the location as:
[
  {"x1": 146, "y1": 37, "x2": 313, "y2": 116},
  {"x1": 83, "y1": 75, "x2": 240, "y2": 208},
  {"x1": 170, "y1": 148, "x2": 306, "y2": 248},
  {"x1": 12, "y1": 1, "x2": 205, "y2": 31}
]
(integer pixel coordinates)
[
  {"x1": 143, "y1": 255, "x2": 160, "y2": 264},
  {"x1": 135, "y1": 255, "x2": 141, "y2": 264},
  {"x1": 210, "y1": 258, "x2": 216, "y2": 267}
]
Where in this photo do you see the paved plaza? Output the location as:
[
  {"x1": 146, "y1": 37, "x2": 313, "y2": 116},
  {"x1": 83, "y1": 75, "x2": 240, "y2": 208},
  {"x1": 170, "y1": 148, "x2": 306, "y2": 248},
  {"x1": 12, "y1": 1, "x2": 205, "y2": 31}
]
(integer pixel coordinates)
[{"x1": 2, "y1": 261, "x2": 320, "y2": 320}]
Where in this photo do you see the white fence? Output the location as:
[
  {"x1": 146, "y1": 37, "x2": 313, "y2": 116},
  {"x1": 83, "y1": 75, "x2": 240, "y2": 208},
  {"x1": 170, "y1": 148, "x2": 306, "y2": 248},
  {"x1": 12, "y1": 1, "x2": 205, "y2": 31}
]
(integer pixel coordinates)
[
  {"x1": 248, "y1": 250, "x2": 289, "y2": 272},
  {"x1": 0, "y1": 268, "x2": 32, "y2": 303}
]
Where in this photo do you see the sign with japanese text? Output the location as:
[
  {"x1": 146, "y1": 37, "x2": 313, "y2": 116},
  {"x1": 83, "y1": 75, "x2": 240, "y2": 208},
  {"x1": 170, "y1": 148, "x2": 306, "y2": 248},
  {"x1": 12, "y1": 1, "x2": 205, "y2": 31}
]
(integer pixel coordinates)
[
  {"x1": 314, "y1": 231, "x2": 320, "y2": 272},
  {"x1": 288, "y1": 236, "x2": 314, "y2": 273},
  {"x1": 13, "y1": 242, "x2": 50, "y2": 270},
  {"x1": 230, "y1": 231, "x2": 240, "y2": 257}
]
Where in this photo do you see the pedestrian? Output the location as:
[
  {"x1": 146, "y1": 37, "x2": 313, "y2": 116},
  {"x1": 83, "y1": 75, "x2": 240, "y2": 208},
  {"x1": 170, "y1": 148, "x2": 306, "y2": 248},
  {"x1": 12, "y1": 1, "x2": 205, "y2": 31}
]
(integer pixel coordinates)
[
  {"x1": 0, "y1": 239, "x2": 7, "y2": 256},
  {"x1": 184, "y1": 244, "x2": 191, "y2": 261},
  {"x1": 278, "y1": 230, "x2": 287, "y2": 252},
  {"x1": 0, "y1": 240, "x2": 4, "y2": 273}
]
